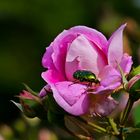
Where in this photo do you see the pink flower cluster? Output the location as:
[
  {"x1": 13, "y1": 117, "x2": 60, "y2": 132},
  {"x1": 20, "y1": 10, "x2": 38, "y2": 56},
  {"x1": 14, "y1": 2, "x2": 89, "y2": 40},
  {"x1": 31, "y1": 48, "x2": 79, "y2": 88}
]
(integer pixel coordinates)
[{"x1": 40, "y1": 24, "x2": 133, "y2": 116}]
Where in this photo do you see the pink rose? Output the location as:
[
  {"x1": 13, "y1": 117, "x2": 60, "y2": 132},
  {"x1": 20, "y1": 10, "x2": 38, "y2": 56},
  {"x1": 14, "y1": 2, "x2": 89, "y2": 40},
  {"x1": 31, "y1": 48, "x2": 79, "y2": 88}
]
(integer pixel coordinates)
[{"x1": 40, "y1": 24, "x2": 133, "y2": 116}]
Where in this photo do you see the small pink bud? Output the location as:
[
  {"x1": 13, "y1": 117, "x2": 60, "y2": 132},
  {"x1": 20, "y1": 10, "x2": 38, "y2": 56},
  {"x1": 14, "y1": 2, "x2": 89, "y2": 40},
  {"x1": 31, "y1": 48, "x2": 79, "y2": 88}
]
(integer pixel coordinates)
[
  {"x1": 127, "y1": 74, "x2": 140, "y2": 101},
  {"x1": 19, "y1": 90, "x2": 34, "y2": 99},
  {"x1": 18, "y1": 90, "x2": 47, "y2": 118}
]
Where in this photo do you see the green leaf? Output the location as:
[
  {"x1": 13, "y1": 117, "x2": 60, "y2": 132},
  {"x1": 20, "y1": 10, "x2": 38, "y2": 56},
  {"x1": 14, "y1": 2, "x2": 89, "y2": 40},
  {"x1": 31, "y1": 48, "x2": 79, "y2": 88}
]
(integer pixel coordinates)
[
  {"x1": 123, "y1": 127, "x2": 140, "y2": 134},
  {"x1": 64, "y1": 115, "x2": 92, "y2": 139},
  {"x1": 135, "y1": 122, "x2": 140, "y2": 128},
  {"x1": 47, "y1": 109, "x2": 64, "y2": 126},
  {"x1": 133, "y1": 104, "x2": 140, "y2": 125},
  {"x1": 126, "y1": 129, "x2": 140, "y2": 140},
  {"x1": 11, "y1": 100, "x2": 23, "y2": 112},
  {"x1": 125, "y1": 124, "x2": 140, "y2": 140}
]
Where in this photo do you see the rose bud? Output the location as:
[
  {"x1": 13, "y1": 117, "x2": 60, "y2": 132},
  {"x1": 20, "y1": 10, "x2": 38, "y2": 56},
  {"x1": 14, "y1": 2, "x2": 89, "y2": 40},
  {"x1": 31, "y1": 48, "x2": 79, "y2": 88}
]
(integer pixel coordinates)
[
  {"x1": 18, "y1": 90, "x2": 47, "y2": 119},
  {"x1": 127, "y1": 74, "x2": 140, "y2": 101}
]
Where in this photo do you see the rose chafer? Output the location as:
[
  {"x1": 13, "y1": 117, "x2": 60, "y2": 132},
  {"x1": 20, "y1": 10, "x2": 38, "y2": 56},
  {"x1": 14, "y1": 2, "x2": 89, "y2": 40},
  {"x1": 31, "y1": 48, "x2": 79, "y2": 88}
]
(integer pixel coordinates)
[{"x1": 73, "y1": 70, "x2": 99, "y2": 85}]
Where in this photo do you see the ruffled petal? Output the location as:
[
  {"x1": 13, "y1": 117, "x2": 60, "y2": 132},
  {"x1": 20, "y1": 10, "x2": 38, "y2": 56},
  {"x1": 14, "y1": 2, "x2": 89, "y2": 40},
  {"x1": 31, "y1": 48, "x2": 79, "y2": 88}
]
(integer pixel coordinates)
[
  {"x1": 65, "y1": 35, "x2": 107, "y2": 80},
  {"x1": 89, "y1": 65, "x2": 121, "y2": 95},
  {"x1": 52, "y1": 81, "x2": 89, "y2": 115},
  {"x1": 42, "y1": 26, "x2": 109, "y2": 80},
  {"x1": 69, "y1": 26, "x2": 108, "y2": 53},
  {"x1": 42, "y1": 44, "x2": 55, "y2": 69},
  {"x1": 51, "y1": 30, "x2": 76, "y2": 76},
  {"x1": 108, "y1": 24, "x2": 127, "y2": 67}
]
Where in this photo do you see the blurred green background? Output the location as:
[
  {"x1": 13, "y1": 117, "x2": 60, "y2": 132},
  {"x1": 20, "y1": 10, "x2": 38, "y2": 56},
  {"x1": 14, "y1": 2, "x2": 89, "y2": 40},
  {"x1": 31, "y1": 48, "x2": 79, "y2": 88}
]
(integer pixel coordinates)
[{"x1": 1, "y1": 0, "x2": 140, "y2": 139}]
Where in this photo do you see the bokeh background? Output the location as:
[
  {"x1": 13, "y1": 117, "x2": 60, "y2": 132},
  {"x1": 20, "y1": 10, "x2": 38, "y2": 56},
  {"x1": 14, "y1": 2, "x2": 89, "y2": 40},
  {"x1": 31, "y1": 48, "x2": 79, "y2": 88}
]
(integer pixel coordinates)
[{"x1": 1, "y1": 0, "x2": 140, "y2": 139}]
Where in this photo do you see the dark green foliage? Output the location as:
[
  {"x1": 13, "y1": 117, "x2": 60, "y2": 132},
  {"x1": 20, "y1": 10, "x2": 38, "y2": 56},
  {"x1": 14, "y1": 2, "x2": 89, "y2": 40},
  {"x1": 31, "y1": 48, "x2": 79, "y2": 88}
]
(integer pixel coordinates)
[{"x1": 126, "y1": 131, "x2": 140, "y2": 140}]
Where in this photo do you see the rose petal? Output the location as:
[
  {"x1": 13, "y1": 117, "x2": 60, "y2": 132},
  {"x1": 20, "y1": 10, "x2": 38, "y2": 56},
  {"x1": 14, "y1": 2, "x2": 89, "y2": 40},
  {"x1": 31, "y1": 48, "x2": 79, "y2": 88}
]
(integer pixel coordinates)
[
  {"x1": 65, "y1": 35, "x2": 107, "y2": 80},
  {"x1": 54, "y1": 81, "x2": 86, "y2": 106},
  {"x1": 90, "y1": 65, "x2": 122, "y2": 95},
  {"x1": 42, "y1": 44, "x2": 55, "y2": 69},
  {"x1": 65, "y1": 57, "x2": 80, "y2": 81},
  {"x1": 41, "y1": 69, "x2": 65, "y2": 85},
  {"x1": 99, "y1": 65, "x2": 121, "y2": 88},
  {"x1": 51, "y1": 30, "x2": 76, "y2": 76},
  {"x1": 108, "y1": 24, "x2": 127, "y2": 67},
  {"x1": 69, "y1": 26, "x2": 108, "y2": 53},
  {"x1": 119, "y1": 53, "x2": 133, "y2": 74},
  {"x1": 93, "y1": 84, "x2": 121, "y2": 95},
  {"x1": 52, "y1": 81, "x2": 89, "y2": 115}
]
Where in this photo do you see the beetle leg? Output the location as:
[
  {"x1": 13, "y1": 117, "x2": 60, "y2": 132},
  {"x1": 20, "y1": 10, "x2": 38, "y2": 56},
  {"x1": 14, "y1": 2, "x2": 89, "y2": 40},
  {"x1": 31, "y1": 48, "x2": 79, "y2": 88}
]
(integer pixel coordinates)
[{"x1": 68, "y1": 80, "x2": 79, "y2": 87}]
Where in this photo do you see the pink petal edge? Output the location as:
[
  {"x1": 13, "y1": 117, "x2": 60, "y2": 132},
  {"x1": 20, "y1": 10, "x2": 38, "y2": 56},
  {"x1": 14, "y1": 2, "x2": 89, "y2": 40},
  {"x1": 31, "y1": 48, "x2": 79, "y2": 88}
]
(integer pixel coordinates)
[{"x1": 108, "y1": 23, "x2": 127, "y2": 67}]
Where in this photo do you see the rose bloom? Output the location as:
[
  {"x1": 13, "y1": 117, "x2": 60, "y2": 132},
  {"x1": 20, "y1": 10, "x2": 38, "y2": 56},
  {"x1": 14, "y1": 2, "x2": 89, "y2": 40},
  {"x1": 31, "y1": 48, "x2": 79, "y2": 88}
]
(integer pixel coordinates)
[{"x1": 40, "y1": 24, "x2": 133, "y2": 116}]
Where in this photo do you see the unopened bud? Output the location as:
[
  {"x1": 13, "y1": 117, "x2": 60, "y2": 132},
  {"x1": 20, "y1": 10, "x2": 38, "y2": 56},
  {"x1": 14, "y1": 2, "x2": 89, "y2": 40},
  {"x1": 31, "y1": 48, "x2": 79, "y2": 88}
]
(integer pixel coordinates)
[
  {"x1": 127, "y1": 74, "x2": 140, "y2": 101},
  {"x1": 19, "y1": 90, "x2": 47, "y2": 119}
]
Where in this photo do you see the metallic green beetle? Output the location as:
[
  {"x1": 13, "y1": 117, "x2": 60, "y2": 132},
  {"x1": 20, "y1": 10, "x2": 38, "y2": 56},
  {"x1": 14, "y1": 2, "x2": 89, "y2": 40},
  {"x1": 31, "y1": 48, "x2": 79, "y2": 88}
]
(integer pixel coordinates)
[{"x1": 73, "y1": 70, "x2": 99, "y2": 85}]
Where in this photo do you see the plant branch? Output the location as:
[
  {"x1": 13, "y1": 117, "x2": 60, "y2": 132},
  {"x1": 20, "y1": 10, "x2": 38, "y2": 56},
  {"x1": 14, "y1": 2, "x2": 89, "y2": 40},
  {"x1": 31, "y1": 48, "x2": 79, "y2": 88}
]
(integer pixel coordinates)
[
  {"x1": 107, "y1": 117, "x2": 119, "y2": 135},
  {"x1": 119, "y1": 95, "x2": 135, "y2": 139},
  {"x1": 120, "y1": 97, "x2": 134, "y2": 127},
  {"x1": 78, "y1": 117, "x2": 107, "y2": 134}
]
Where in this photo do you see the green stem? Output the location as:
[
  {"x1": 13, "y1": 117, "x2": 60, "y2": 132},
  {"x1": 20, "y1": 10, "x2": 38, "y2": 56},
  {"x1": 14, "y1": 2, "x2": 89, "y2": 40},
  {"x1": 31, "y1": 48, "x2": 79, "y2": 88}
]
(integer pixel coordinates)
[
  {"x1": 87, "y1": 121, "x2": 107, "y2": 133},
  {"x1": 68, "y1": 116, "x2": 91, "y2": 136},
  {"x1": 119, "y1": 96, "x2": 135, "y2": 139},
  {"x1": 65, "y1": 116, "x2": 93, "y2": 140},
  {"x1": 120, "y1": 97, "x2": 134, "y2": 126},
  {"x1": 77, "y1": 117, "x2": 107, "y2": 134},
  {"x1": 107, "y1": 117, "x2": 119, "y2": 135}
]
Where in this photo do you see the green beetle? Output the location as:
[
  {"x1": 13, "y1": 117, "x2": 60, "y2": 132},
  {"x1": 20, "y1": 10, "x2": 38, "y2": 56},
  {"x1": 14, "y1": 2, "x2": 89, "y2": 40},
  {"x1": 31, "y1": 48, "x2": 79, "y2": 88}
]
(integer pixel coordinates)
[{"x1": 73, "y1": 70, "x2": 99, "y2": 85}]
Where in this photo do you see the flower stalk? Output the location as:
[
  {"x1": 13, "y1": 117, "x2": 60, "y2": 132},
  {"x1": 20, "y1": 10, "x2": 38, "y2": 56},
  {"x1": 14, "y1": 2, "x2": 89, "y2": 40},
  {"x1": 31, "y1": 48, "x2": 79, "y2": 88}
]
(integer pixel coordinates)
[
  {"x1": 87, "y1": 121, "x2": 107, "y2": 133},
  {"x1": 78, "y1": 117, "x2": 107, "y2": 134},
  {"x1": 107, "y1": 117, "x2": 119, "y2": 135},
  {"x1": 120, "y1": 96, "x2": 134, "y2": 127},
  {"x1": 119, "y1": 95, "x2": 135, "y2": 139}
]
